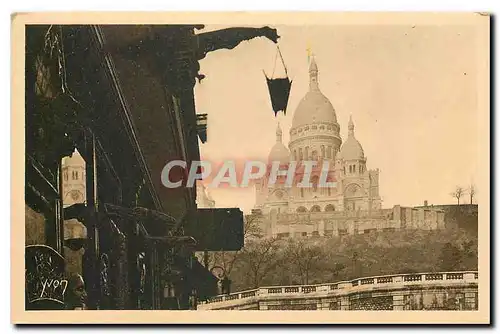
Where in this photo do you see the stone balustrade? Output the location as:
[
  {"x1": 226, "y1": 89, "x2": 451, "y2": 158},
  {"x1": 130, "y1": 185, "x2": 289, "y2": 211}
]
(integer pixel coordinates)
[{"x1": 198, "y1": 271, "x2": 478, "y2": 310}]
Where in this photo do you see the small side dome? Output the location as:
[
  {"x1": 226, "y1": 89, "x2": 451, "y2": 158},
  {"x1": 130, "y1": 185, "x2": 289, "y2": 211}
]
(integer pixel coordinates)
[
  {"x1": 339, "y1": 116, "x2": 364, "y2": 160},
  {"x1": 268, "y1": 123, "x2": 290, "y2": 164},
  {"x1": 268, "y1": 143, "x2": 290, "y2": 164}
]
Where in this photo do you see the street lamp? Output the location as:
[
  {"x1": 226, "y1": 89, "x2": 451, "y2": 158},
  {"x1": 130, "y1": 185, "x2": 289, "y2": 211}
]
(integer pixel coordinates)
[
  {"x1": 163, "y1": 282, "x2": 176, "y2": 298},
  {"x1": 352, "y1": 251, "x2": 359, "y2": 279}
]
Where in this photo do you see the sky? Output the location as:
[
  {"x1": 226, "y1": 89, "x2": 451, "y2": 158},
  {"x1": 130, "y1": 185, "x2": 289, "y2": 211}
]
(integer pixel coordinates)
[{"x1": 193, "y1": 23, "x2": 480, "y2": 213}]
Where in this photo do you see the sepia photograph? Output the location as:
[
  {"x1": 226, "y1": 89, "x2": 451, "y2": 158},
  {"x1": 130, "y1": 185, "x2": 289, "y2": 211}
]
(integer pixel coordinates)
[{"x1": 11, "y1": 11, "x2": 490, "y2": 324}]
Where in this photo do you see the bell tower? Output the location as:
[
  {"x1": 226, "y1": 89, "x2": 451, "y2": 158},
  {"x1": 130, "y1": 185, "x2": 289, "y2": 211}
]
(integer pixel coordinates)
[{"x1": 61, "y1": 149, "x2": 86, "y2": 207}]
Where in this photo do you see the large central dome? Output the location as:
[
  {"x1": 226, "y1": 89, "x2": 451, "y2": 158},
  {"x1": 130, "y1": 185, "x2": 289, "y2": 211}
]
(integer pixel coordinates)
[
  {"x1": 291, "y1": 58, "x2": 338, "y2": 129},
  {"x1": 292, "y1": 90, "x2": 338, "y2": 128}
]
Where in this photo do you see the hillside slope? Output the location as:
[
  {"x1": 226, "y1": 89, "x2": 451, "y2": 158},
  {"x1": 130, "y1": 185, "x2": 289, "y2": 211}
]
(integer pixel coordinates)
[{"x1": 226, "y1": 227, "x2": 477, "y2": 292}]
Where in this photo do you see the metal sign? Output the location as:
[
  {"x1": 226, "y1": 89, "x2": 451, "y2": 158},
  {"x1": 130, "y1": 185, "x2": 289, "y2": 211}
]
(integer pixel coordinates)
[{"x1": 193, "y1": 208, "x2": 244, "y2": 251}]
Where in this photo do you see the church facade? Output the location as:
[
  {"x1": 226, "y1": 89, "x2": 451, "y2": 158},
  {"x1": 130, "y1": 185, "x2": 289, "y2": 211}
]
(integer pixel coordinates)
[{"x1": 251, "y1": 58, "x2": 445, "y2": 238}]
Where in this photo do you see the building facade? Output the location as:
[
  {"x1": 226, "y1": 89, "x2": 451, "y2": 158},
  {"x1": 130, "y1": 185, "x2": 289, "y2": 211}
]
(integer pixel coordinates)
[
  {"x1": 24, "y1": 24, "x2": 280, "y2": 311},
  {"x1": 61, "y1": 151, "x2": 86, "y2": 207},
  {"x1": 196, "y1": 181, "x2": 215, "y2": 209},
  {"x1": 26, "y1": 24, "x2": 214, "y2": 310},
  {"x1": 252, "y1": 57, "x2": 444, "y2": 238}
]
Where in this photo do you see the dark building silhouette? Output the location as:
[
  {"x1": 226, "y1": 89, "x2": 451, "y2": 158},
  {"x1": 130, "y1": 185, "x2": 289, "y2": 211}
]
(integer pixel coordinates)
[{"x1": 25, "y1": 24, "x2": 279, "y2": 310}]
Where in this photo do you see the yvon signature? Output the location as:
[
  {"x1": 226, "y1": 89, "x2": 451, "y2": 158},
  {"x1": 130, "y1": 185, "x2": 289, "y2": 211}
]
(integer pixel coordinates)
[{"x1": 39, "y1": 278, "x2": 68, "y2": 299}]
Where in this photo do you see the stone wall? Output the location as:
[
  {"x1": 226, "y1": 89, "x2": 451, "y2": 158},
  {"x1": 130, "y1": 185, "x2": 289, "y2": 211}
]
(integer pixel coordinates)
[
  {"x1": 25, "y1": 204, "x2": 45, "y2": 245},
  {"x1": 252, "y1": 205, "x2": 446, "y2": 239},
  {"x1": 199, "y1": 271, "x2": 479, "y2": 311}
]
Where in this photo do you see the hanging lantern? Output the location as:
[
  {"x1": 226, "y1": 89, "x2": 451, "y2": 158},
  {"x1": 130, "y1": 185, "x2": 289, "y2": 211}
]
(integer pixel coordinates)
[
  {"x1": 264, "y1": 46, "x2": 292, "y2": 117},
  {"x1": 196, "y1": 113, "x2": 208, "y2": 143},
  {"x1": 163, "y1": 282, "x2": 176, "y2": 298}
]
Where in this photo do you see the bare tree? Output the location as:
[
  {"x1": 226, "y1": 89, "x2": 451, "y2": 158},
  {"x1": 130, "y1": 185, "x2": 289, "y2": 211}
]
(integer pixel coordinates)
[
  {"x1": 468, "y1": 184, "x2": 476, "y2": 205},
  {"x1": 450, "y1": 186, "x2": 465, "y2": 205},
  {"x1": 284, "y1": 239, "x2": 325, "y2": 285},
  {"x1": 196, "y1": 215, "x2": 263, "y2": 278},
  {"x1": 194, "y1": 251, "x2": 217, "y2": 269},
  {"x1": 238, "y1": 237, "x2": 281, "y2": 288}
]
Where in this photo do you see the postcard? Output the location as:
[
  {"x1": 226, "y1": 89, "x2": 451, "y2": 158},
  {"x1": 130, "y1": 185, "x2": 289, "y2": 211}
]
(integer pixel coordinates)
[{"x1": 11, "y1": 11, "x2": 490, "y2": 324}]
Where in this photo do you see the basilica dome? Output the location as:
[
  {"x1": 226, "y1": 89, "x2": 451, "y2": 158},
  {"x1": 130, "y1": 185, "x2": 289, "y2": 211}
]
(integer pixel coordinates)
[
  {"x1": 339, "y1": 116, "x2": 364, "y2": 161},
  {"x1": 269, "y1": 142, "x2": 290, "y2": 163},
  {"x1": 291, "y1": 58, "x2": 338, "y2": 129},
  {"x1": 292, "y1": 91, "x2": 338, "y2": 128},
  {"x1": 268, "y1": 123, "x2": 290, "y2": 164}
]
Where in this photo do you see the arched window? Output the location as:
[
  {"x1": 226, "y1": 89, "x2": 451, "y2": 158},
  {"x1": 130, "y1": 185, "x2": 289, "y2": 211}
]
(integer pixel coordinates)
[
  {"x1": 293, "y1": 150, "x2": 297, "y2": 160},
  {"x1": 326, "y1": 146, "x2": 332, "y2": 159},
  {"x1": 325, "y1": 204, "x2": 335, "y2": 212},
  {"x1": 321, "y1": 145, "x2": 325, "y2": 159},
  {"x1": 296, "y1": 206, "x2": 307, "y2": 213},
  {"x1": 353, "y1": 165, "x2": 356, "y2": 173},
  {"x1": 304, "y1": 147, "x2": 309, "y2": 161},
  {"x1": 310, "y1": 205, "x2": 321, "y2": 212},
  {"x1": 299, "y1": 148, "x2": 303, "y2": 161},
  {"x1": 312, "y1": 151, "x2": 318, "y2": 161},
  {"x1": 300, "y1": 188, "x2": 304, "y2": 198}
]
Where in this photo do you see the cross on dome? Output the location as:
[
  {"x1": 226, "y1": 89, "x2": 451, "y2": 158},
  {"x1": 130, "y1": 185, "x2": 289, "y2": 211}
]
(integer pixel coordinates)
[{"x1": 290, "y1": 55, "x2": 339, "y2": 129}]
